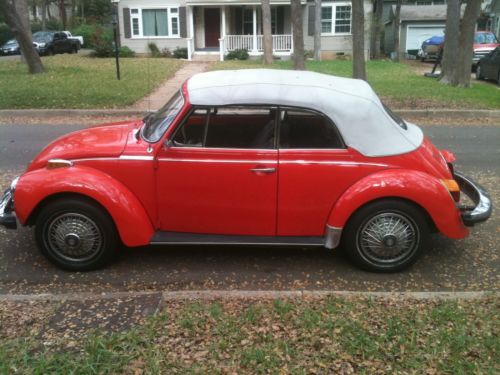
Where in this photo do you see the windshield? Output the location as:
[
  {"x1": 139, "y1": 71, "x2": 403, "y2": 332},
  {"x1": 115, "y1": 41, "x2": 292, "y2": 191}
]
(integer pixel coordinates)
[
  {"x1": 32, "y1": 31, "x2": 54, "y2": 42},
  {"x1": 383, "y1": 104, "x2": 407, "y2": 130},
  {"x1": 141, "y1": 90, "x2": 185, "y2": 143},
  {"x1": 474, "y1": 33, "x2": 498, "y2": 44}
]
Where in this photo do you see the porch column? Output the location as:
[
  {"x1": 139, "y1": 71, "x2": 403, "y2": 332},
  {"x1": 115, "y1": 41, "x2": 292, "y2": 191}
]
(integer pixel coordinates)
[
  {"x1": 221, "y1": 6, "x2": 226, "y2": 37},
  {"x1": 252, "y1": 6, "x2": 258, "y2": 53},
  {"x1": 187, "y1": 6, "x2": 195, "y2": 60}
]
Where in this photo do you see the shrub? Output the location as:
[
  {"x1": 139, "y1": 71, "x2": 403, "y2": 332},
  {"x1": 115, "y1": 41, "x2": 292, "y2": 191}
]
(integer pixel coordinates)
[
  {"x1": 173, "y1": 47, "x2": 188, "y2": 59},
  {"x1": 89, "y1": 25, "x2": 114, "y2": 57},
  {"x1": 161, "y1": 48, "x2": 173, "y2": 58},
  {"x1": 148, "y1": 42, "x2": 161, "y2": 57},
  {"x1": 119, "y1": 46, "x2": 135, "y2": 57},
  {"x1": 225, "y1": 49, "x2": 249, "y2": 60},
  {"x1": 0, "y1": 23, "x2": 13, "y2": 46},
  {"x1": 71, "y1": 23, "x2": 97, "y2": 48}
]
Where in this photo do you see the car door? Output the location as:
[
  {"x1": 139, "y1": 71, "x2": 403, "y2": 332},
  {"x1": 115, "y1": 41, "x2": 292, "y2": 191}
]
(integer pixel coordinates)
[
  {"x1": 156, "y1": 106, "x2": 278, "y2": 236},
  {"x1": 277, "y1": 107, "x2": 381, "y2": 237}
]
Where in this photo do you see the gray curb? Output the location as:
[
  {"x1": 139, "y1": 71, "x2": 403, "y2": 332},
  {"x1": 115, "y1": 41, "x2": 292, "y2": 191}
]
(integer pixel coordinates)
[
  {"x1": 0, "y1": 109, "x2": 499, "y2": 119},
  {"x1": 0, "y1": 290, "x2": 497, "y2": 302}
]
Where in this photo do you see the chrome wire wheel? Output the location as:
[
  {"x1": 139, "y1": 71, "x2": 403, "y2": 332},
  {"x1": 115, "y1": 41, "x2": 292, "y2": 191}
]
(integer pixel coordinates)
[
  {"x1": 356, "y1": 212, "x2": 419, "y2": 266},
  {"x1": 44, "y1": 213, "x2": 104, "y2": 262}
]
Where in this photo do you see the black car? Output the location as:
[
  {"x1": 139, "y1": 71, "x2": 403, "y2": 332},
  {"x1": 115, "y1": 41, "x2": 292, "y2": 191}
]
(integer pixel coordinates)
[
  {"x1": 32, "y1": 31, "x2": 80, "y2": 56},
  {"x1": 476, "y1": 47, "x2": 500, "y2": 85},
  {"x1": 0, "y1": 39, "x2": 20, "y2": 55}
]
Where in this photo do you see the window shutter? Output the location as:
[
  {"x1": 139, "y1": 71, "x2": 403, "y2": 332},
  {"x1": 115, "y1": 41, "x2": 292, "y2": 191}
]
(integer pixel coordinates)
[
  {"x1": 179, "y1": 7, "x2": 187, "y2": 38},
  {"x1": 308, "y1": 5, "x2": 315, "y2": 36},
  {"x1": 123, "y1": 8, "x2": 131, "y2": 39}
]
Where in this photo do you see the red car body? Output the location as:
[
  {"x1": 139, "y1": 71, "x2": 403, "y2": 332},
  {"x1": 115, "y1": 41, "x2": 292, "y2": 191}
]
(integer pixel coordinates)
[{"x1": 0, "y1": 70, "x2": 491, "y2": 272}]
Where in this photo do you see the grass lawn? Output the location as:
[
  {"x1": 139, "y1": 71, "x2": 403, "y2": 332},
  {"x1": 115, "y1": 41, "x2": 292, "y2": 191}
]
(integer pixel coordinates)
[
  {"x1": 0, "y1": 55, "x2": 183, "y2": 109},
  {"x1": 1, "y1": 296, "x2": 498, "y2": 374},
  {"x1": 211, "y1": 59, "x2": 500, "y2": 110}
]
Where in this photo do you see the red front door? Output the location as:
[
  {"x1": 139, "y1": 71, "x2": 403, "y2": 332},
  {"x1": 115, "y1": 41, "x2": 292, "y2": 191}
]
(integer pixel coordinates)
[
  {"x1": 156, "y1": 147, "x2": 278, "y2": 236},
  {"x1": 204, "y1": 8, "x2": 220, "y2": 47}
]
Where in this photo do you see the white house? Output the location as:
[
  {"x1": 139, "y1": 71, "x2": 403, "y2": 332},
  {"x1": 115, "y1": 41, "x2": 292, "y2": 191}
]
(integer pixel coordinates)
[{"x1": 115, "y1": 0, "x2": 372, "y2": 60}]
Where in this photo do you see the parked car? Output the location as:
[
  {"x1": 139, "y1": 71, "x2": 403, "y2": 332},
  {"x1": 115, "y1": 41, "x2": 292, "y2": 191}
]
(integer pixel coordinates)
[
  {"x1": 32, "y1": 31, "x2": 80, "y2": 56},
  {"x1": 62, "y1": 30, "x2": 84, "y2": 47},
  {"x1": 0, "y1": 39, "x2": 20, "y2": 55},
  {"x1": 418, "y1": 35, "x2": 444, "y2": 62},
  {"x1": 472, "y1": 31, "x2": 500, "y2": 68},
  {"x1": 476, "y1": 46, "x2": 500, "y2": 85},
  {"x1": 0, "y1": 70, "x2": 492, "y2": 273}
]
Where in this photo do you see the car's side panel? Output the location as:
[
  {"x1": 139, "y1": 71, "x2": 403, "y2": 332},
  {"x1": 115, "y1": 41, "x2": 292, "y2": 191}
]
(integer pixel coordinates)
[
  {"x1": 327, "y1": 169, "x2": 469, "y2": 239},
  {"x1": 14, "y1": 165, "x2": 154, "y2": 247},
  {"x1": 277, "y1": 149, "x2": 388, "y2": 236}
]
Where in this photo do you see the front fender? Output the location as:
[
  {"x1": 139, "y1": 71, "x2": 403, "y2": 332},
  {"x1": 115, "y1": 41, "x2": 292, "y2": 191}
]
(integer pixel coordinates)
[
  {"x1": 15, "y1": 165, "x2": 154, "y2": 247},
  {"x1": 327, "y1": 169, "x2": 468, "y2": 239}
]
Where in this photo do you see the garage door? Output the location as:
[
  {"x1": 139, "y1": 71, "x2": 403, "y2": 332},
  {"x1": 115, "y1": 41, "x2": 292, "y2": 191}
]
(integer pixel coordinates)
[{"x1": 406, "y1": 25, "x2": 445, "y2": 52}]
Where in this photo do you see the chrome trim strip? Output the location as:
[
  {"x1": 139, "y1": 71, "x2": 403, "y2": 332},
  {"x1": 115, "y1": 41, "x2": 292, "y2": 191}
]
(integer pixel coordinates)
[
  {"x1": 119, "y1": 155, "x2": 154, "y2": 161},
  {"x1": 325, "y1": 225, "x2": 342, "y2": 249},
  {"x1": 150, "y1": 241, "x2": 325, "y2": 246},
  {"x1": 157, "y1": 158, "x2": 277, "y2": 164}
]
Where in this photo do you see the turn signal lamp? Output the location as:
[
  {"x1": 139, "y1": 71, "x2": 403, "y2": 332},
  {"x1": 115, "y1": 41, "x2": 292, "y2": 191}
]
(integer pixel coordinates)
[{"x1": 441, "y1": 179, "x2": 460, "y2": 202}]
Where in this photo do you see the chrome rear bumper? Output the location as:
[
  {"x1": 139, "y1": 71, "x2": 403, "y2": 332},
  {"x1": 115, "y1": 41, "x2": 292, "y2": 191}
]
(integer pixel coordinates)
[
  {"x1": 454, "y1": 172, "x2": 492, "y2": 226},
  {"x1": 0, "y1": 188, "x2": 16, "y2": 229}
]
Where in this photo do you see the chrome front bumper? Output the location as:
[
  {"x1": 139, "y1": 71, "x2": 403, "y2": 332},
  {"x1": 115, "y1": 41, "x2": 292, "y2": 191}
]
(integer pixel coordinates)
[
  {"x1": 0, "y1": 177, "x2": 18, "y2": 230},
  {"x1": 455, "y1": 172, "x2": 492, "y2": 226}
]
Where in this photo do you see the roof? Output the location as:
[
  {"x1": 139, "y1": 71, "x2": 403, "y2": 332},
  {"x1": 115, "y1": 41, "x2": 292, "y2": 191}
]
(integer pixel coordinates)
[
  {"x1": 187, "y1": 69, "x2": 423, "y2": 157},
  {"x1": 386, "y1": 4, "x2": 465, "y2": 24}
]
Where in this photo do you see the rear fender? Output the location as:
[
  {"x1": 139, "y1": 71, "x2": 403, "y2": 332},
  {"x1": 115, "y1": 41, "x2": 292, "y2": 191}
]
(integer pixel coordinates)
[
  {"x1": 327, "y1": 169, "x2": 468, "y2": 239},
  {"x1": 15, "y1": 166, "x2": 154, "y2": 247}
]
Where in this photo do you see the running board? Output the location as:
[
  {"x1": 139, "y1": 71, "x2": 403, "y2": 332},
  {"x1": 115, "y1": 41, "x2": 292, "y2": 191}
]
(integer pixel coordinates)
[{"x1": 150, "y1": 231, "x2": 326, "y2": 247}]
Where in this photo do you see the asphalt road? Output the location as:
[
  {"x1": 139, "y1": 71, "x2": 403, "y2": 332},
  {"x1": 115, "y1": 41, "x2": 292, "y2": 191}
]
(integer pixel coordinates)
[{"x1": 0, "y1": 123, "x2": 498, "y2": 294}]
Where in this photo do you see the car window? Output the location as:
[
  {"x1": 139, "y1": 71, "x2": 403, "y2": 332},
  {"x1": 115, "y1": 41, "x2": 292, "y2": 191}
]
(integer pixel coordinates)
[
  {"x1": 383, "y1": 103, "x2": 407, "y2": 130},
  {"x1": 205, "y1": 107, "x2": 276, "y2": 149},
  {"x1": 171, "y1": 109, "x2": 208, "y2": 147},
  {"x1": 279, "y1": 108, "x2": 344, "y2": 149},
  {"x1": 142, "y1": 90, "x2": 185, "y2": 143}
]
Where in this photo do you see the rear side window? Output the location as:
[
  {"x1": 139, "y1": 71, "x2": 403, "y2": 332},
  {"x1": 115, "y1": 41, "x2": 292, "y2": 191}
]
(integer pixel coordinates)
[
  {"x1": 279, "y1": 108, "x2": 344, "y2": 149},
  {"x1": 383, "y1": 104, "x2": 407, "y2": 130}
]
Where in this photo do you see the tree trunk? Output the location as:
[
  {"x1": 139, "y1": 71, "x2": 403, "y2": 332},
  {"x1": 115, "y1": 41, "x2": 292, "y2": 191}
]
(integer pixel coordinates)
[
  {"x1": 370, "y1": 0, "x2": 383, "y2": 59},
  {"x1": 0, "y1": 0, "x2": 45, "y2": 74},
  {"x1": 394, "y1": 0, "x2": 402, "y2": 62},
  {"x1": 314, "y1": 0, "x2": 321, "y2": 61},
  {"x1": 291, "y1": 0, "x2": 305, "y2": 70},
  {"x1": 41, "y1": 0, "x2": 47, "y2": 30},
  {"x1": 262, "y1": 0, "x2": 273, "y2": 64},
  {"x1": 352, "y1": 0, "x2": 366, "y2": 80},
  {"x1": 439, "y1": 0, "x2": 461, "y2": 85},
  {"x1": 59, "y1": 0, "x2": 67, "y2": 29},
  {"x1": 456, "y1": 0, "x2": 482, "y2": 87}
]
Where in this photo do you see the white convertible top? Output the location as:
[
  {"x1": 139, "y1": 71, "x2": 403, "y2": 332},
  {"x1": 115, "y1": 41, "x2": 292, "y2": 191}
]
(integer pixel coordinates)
[{"x1": 187, "y1": 69, "x2": 423, "y2": 157}]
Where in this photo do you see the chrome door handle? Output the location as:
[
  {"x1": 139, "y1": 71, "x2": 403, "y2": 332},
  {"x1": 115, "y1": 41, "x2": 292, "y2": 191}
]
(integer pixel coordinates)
[{"x1": 250, "y1": 167, "x2": 276, "y2": 174}]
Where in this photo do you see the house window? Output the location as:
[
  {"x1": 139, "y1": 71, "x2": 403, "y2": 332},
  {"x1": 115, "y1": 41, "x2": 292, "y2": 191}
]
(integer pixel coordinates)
[
  {"x1": 271, "y1": 7, "x2": 278, "y2": 34},
  {"x1": 130, "y1": 7, "x2": 180, "y2": 38},
  {"x1": 243, "y1": 8, "x2": 253, "y2": 35},
  {"x1": 321, "y1": 3, "x2": 352, "y2": 35}
]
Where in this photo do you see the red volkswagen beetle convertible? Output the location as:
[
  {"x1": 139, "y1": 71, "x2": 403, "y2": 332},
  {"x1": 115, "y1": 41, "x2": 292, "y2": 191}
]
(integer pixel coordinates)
[{"x1": 0, "y1": 70, "x2": 492, "y2": 272}]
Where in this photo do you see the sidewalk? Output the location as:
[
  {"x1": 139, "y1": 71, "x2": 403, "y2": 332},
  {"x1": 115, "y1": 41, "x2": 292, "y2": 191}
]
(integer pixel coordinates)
[{"x1": 131, "y1": 61, "x2": 212, "y2": 112}]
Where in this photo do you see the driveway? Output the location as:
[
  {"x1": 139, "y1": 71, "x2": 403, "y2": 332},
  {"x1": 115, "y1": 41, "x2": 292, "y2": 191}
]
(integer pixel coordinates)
[{"x1": 0, "y1": 123, "x2": 498, "y2": 294}]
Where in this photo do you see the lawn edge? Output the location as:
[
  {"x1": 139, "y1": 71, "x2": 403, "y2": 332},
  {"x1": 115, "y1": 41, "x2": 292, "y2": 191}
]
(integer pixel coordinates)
[{"x1": 0, "y1": 290, "x2": 497, "y2": 302}]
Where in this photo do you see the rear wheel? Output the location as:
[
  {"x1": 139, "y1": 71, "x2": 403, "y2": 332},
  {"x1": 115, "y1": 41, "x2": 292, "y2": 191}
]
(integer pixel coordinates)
[
  {"x1": 343, "y1": 200, "x2": 429, "y2": 273},
  {"x1": 35, "y1": 197, "x2": 118, "y2": 271}
]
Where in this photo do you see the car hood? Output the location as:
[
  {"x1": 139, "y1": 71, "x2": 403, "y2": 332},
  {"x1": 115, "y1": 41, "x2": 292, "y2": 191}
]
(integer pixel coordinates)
[{"x1": 27, "y1": 123, "x2": 132, "y2": 171}]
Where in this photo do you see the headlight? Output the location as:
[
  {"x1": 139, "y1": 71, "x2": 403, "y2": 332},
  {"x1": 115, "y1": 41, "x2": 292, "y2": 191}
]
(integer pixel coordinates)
[{"x1": 38, "y1": 42, "x2": 46, "y2": 48}]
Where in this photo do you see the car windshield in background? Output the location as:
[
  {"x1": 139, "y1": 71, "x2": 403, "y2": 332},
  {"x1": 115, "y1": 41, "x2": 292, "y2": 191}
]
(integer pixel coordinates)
[
  {"x1": 141, "y1": 91, "x2": 184, "y2": 143},
  {"x1": 32, "y1": 31, "x2": 54, "y2": 42},
  {"x1": 474, "y1": 33, "x2": 498, "y2": 44},
  {"x1": 383, "y1": 104, "x2": 407, "y2": 130}
]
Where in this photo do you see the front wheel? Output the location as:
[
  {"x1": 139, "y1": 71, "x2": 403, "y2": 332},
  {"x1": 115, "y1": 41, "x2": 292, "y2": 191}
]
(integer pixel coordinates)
[
  {"x1": 476, "y1": 65, "x2": 483, "y2": 80},
  {"x1": 342, "y1": 200, "x2": 429, "y2": 273},
  {"x1": 35, "y1": 197, "x2": 118, "y2": 271}
]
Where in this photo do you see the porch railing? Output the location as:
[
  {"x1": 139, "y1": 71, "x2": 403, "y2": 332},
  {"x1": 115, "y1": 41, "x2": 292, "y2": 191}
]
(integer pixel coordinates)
[{"x1": 226, "y1": 34, "x2": 292, "y2": 52}]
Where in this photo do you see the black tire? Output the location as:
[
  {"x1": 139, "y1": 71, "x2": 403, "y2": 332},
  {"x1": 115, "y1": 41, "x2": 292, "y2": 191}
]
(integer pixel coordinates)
[
  {"x1": 342, "y1": 199, "x2": 429, "y2": 273},
  {"x1": 476, "y1": 64, "x2": 483, "y2": 80},
  {"x1": 35, "y1": 197, "x2": 118, "y2": 271}
]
